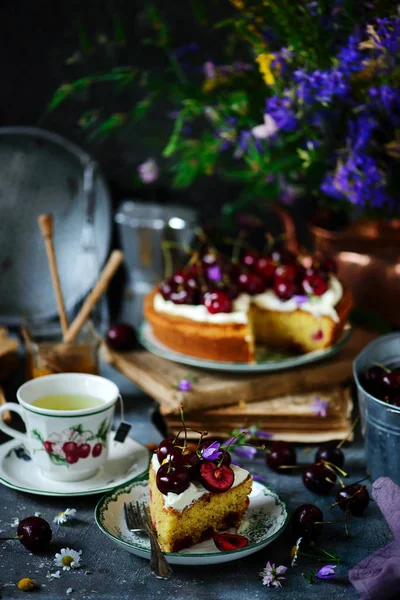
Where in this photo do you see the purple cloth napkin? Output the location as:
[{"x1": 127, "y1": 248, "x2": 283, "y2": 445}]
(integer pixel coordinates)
[{"x1": 349, "y1": 477, "x2": 400, "y2": 599}]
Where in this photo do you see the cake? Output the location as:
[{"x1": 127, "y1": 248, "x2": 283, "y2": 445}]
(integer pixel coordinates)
[
  {"x1": 144, "y1": 243, "x2": 352, "y2": 363},
  {"x1": 148, "y1": 437, "x2": 252, "y2": 552}
]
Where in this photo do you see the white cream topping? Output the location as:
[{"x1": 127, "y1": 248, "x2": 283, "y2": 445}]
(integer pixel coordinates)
[
  {"x1": 154, "y1": 277, "x2": 343, "y2": 324},
  {"x1": 154, "y1": 292, "x2": 250, "y2": 324},
  {"x1": 252, "y1": 276, "x2": 343, "y2": 322},
  {"x1": 151, "y1": 453, "x2": 250, "y2": 512}
]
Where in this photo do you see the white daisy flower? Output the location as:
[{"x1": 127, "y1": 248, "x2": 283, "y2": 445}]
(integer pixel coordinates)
[
  {"x1": 54, "y1": 548, "x2": 82, "y2": 571},
  {"x1": 53, "y1": 508, "x2": 77, "y2": 525},
  {"x1": 34, "y1": 511, "x2": 42, "y2": 517},
  {"x1": 46, "y1": 571, "x2": 61, "y2": 580},
  {"x1": 10, "y1": 517, "x2": 19, "y2": 528},
  {"x1": 66, "y1": 588, "x2": 73, "y2": 595},
  {"x1": 291, "y1": 537, "x2": 303, "y2": 567}
]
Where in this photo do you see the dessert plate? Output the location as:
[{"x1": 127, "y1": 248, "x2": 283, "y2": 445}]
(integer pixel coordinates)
[
  {"x1": 0, "y1": 433, "x2": 149, "y2": 497},
  {"x1": 139, "y1": 320, "x2": 352, "y2": 373},
  {"x1": 95, "y1": 478, "x2": 288, "y2": 566}
]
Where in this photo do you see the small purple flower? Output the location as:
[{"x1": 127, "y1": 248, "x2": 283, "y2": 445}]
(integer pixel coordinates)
[
  {"x1": 256, "y1": 430, "x2": 274, "y2": 439},
  {"x1": 259, "y1": 562, "x2": 287, "y2": 588},
  {"x1": 316, "y1": 564, "x2": 337, "y2": 580},
  {"x1": 312, "y1": 396, "x2": 329, "y2": 418},
  {"x1": 177, "y1": 378, "x2": 192, "y2": 392},
  {"x1": 224, "y1": 437, "x2": 238, "y2": 447},
  {"x1": 201, "y1": 441, "x2": 222, "y2": 461},
  {"x1": 203, "y1": 61, "x2": 216, "y2": 79},
  {"x1": 138, "y1": 159, "x2": 159, "y2": 184},
  {"x1": 252, "y1": 473, "x2": 268, "y2": 484},
  {"x1": 234, "y1": 446, "x2": 257, "y2": 460},
  {"x1": 293, "y1": 294, "x2": 309, "y2": 307},
  {"x1": 207, "y1": 264, "x2": 222, "y2": 282}
]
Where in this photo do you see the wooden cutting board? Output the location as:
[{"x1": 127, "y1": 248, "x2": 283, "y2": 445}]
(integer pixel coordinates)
[{"x1": 102, "y1": 327, "x2": 375, "y2": 415}]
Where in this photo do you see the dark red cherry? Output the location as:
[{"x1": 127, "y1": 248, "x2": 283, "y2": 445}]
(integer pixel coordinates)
[
  {"x1": 242, "y1": 250, "x2": 259, "y2": 269},
  {"x1": 319, "y1": 256, "x2": 337, "y2": 275},
  {"x1": 238, "y1": 272, "x2": 266, "y2": 295},
  {"x1": 182, "y1": 450, "x2": 201, "y2": 480},
  {"x1": 315, "y1": 443, "x2": 345, "y2": 468},
  {"x1": 220, "y1": 282, "x2": 240, "y2": 300},
  {"x1": 302, "y1": 273, "x2": 328, "y2": 296},
  {"x1": 203, "y1": 291, "x2": 232, "y2": 314},
  {"x1": 199, "y1": 462, "x2": 234, "y2": 493},
  {"x1": 292, "y1": 504, "x2": 323, "y2": 542},
  {"x1": 335, "y1": 484, "x2": 370, "y2": 516},
  {"x1": 17, "y1": 517, "x2": 52, "y2": 552},
  {"x1": 271, "y1": 247, "x2": 297, "y2": 265},
  {"x1": 217, "y1": 451, "x2": 232, "y2": 467},
  {"x1": 266, "y1": 441, "x2": 296, "y2": 473},
  {"x1": 274, "y1": 278, "x2": 296, "y2": 300},
  {"x1": 275, "y1": 264, "x2": 297, "y2": 281},
  {"x1": 156, "y1": 463, "x2": 190, "y2": 495},
  {"x1": 303, "y1": 463, "x2": 337, "y2": 494},
  {"x1": 225, "y1": 262, "x2": 242, "y2": 282},
  {"x1": 159, "y1": 278, "x2": 177, "y2": 300},
  {"x1": 106, "y1": 323, "x2": 137, "y2": 351},
  {"x1": 157, "y1": 438, "x2": 175, "y2": 463},
  {"x1": 385, "y1": 368, "x2": 400, "y2": 391},
  {"x1": 202, "y1": 251, "x2": 218, "y2": 267},
  {"x1": 360, "y1": 366, "x2": 386, "y2": 397},
  {"x1": 390, "y1": 395, "x2": 400, "y2": 407},
  {"x1": 172, "y1": 270, "x2": 187, "y2": 285},
  {"x1": 170, "y1": 286, "x2": 197, "y2": 305},
  {"x1": 254, "y1": 257, "x2": 276, "y2": 283}
]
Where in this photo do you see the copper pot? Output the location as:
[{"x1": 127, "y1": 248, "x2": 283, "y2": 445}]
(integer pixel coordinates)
[{"x1": 310, "y1": 219, "x2": 400, "y2": 327}]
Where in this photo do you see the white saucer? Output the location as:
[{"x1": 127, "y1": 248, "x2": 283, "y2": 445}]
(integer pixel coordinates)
[
  {"x1": 0, "y1": 432, "x2": 150, "y2": 497},
  {"x1": 95, "y1": 478, "x2": 288, "y2": 566}
]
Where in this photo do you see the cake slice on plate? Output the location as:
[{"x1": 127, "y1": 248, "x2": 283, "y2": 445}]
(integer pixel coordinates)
[{"x1": 148, "y1": 437, "x2": 252, "y2": 553}]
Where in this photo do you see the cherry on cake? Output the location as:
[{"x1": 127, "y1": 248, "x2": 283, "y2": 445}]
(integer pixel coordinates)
[
  {"x1": 144, "y1": 242, "x2": 352, "y2": 363},
  {"x1": 148, "y1": 437, "x2": 252, "y2": 553}
]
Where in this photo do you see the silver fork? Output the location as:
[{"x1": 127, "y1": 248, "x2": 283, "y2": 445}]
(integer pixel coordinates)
[{"x1": 124, "y1": 502, "x2": 172, "y2": 579}]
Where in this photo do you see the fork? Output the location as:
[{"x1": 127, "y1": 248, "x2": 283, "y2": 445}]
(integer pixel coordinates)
[{"x1": 124, "y1": 502, "x2": 172, "y2": 579}]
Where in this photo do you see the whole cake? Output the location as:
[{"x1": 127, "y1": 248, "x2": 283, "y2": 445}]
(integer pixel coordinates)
[
  {"x1": 148, "y1": 436, "x2": 252, "y2": 552},
  {"x1": 144, "y1": 242, "x2": 352, "y2": 363}
]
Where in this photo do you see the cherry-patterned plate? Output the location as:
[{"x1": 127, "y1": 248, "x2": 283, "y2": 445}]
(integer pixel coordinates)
[
  {"x1": 139, "y1": 320, "x2": 352, "y2": 373},
  {"x1": 95, "y1": 478, "x2": 288, "y2": 566}
]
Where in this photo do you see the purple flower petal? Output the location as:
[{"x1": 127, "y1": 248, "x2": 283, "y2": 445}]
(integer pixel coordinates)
[
  {"x1": 252, "y1": 473, "x2": 268, "y2": 484},
  {"x1": 293, "y1": 294, "x2": 308, "y2": 307},
  {"x1": 256, "y1": 430, "x2": 274, "y2": 439},
  {"x1": 312, "y1": 396, "x2": 328, "y2": 418},
  {"x1": 177, "y1": 378, "x2": 192, "y2": 392},
  {"x1": 234, "y1": 446, "x2": 257, "y2": 460},
  {"x1": 224, "y1": 437, "x2": 238, "y2": 447},
  {"x1": 201, "y1": 441, "x2": 222, "y2": 461},
  {"x1": 316, "y1": 565, "x2": 336, "y2": 580},
  {"x1": 207, "y1": 265, "x2": 222, "y2": 282}
]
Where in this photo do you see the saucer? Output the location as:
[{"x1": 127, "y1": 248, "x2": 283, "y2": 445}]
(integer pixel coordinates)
[
  {"x1": 0, "y1": 432, "x2": 150, "y2": 497},
  {"x1": 95, "y1": 478, "x2": 288, "y2": 566}
]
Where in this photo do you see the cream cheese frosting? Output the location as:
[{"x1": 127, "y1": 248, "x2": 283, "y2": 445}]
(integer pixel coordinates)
[
  {"x1": 151, "y1": 453, "x2": 250, "y2": 512},
  {"x1": 154, "y1": 276, "x2": 343, "y2": 324}
]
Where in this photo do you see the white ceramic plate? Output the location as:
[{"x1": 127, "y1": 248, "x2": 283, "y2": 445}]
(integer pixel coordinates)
[
  {"x1": 0, "y1": 433, "x2": 149, "y2": 497},
  {"x1": 95, "y1": 478, "x2": 288, "y2": 566},
  {"x1": 139, "y1": 320, "x2": 352, "y2": 373}
]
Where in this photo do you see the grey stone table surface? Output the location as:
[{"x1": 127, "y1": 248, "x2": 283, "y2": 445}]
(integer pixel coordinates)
[{"x1": 0, "y1": 363, "x2": 394, "y2": 600}]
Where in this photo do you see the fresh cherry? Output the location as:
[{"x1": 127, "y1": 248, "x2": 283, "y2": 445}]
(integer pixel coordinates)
[
  {"x1": 275, "y1": 264, "x2": 297, "y2": 281},
  {"x1": 383, "y1": 368, "x2": 400, "y2": 391},
  {"x1": 335, "y1": 483, "x2": 370, "y2": 516},
  {"x1": 238, "y1": 272, "x2": 266, "y2": 295},
  {"x1": 315, "y1": 443, "x2": 345, "y2": 469},
  {"x1": 199, "y1": 462, "x2": 234, "y2": 493},
  {"x1": 92, "y1": 443, "x2": 103, "y2": 458},
  {"x1": 271, "y1": 247, "x2": 296, "y2": 265},
  {"x1": 302, "y1": 273, "x2": 328, "y2": 297},
  {"x1": 182, "y1": 450, "x2": 201, "y2": 480},
  {"x1": 159, "y1": 277, "x2": 177, "y2": 300},
  {"x1": 157, "y1": 438, "x2": 175, "y2": 463},
  {"x1": 241, "y1": 250, "x2": 259, "y2": 269},
  {"x1": 225, "y1": 262, "x2": 242, "y2": 282},
  {"x1": 319, "y1": 256, "x2": 337, "y2": 275},
  {"x1": 17, "y1": 517, "x2": 52, "y2": 552},
  {"x1": 303, "y1": 463, "x2": 337, "y2": 495},
  {"x1": 217, "y1": 451, "x2": 232, "y2": 467},
  {"x1": 274, "y1": 278, "x2": 297, "y2": 300},
  {"x1": 170, "y1": 286, "x2": 198, "y2": 305},
  {"x1": 292, "y1": 504, "x2": 324, "y2": 542},
  {"x1": 202, "y1": 251, "x2": 218, "y2": 267},
  {"x1": 156, "y1": 463, "x2": 190, "y2": 495},
  {"x1": 254, "y1": 257, "x2": 276, "y2": 283},
  {"x1": 106, "y1": 323, "x2": 137, "y2": 351},
  {"x1": 390, "y1": 396, "x2": 400, "y2": 407},
  {"x1": 266, "y1": 441, "x2": 296, "y2": 473},
  {"x1": 203, "y1": 291, "x2": 232, "y2": 314}
]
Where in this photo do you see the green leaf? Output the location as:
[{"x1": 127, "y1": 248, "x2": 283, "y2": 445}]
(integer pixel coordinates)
[
  {"x1": 46, "y1": 85, "x2": 74, "y2": 111},
  {"x1": 31, "y1": 429, "x2": 44, "y2": 443},
  {"x1": 49, "y1": 454, "x2": 68, "y2": 466},
  {"x1": 72, "y1": 424, "x2": 84, "y2": 435},
  {"x1": 97, "y1": 419, "x2": 110, "y2": 442},
  {"x1": 112, "y1": 13, "x2": 126, "y2": 45},
  {"x1": 77, "y1": 22, "x2": 93, "y2": 54}
]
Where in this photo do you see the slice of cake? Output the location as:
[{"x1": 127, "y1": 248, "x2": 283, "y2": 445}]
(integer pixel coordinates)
[
  {"x1": 144, "y1": 243, "x2": 352, "y2": 363},
  {"x1": 148, "y1": 438, "x2": 252, "y2": 552}
]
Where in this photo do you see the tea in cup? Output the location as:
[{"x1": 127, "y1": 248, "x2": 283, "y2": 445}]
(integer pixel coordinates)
[{"x1": 0, "y1": 373, "x2": 120, "y2": 482}]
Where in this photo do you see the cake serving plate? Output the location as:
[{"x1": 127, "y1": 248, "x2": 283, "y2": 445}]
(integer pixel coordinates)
[
  {"x1": 139, "y1": 320, "x2": 352, "y2": 373},
  {"x1": 0, "y1": 433, "x2": 149, "y2": 497},
  {"x1": 95, "y1": 477, "x2": 288, "y2": 566}
]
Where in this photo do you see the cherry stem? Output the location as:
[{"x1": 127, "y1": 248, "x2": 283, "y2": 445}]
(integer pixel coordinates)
[
  {"x1": 232, "y1": 230, "x2": 247, "y2": 264},
  {"x1": 297, "y1": 551, "x2": 341, "y2": 563},
  {"x1": 352, "y1": 472, "x2": 370, "y2": 486},
  {"x1": 311, "y1": 543, "x2": 342, "y2": 562},
  {"x1": 161, "y1": 241, "x2": 173, "y2": 279},
  {"x1": 330, "y1": 486, "x2": 366, "y2": 509},
  {"x1": 337, "y1": 417, "x2": 360, "y2": 449},
  {"x1": 277, "y1": 464, "x2": 303, "y2": 470},
  {"x1": 195, "y1": 431, "x2": 209, "y2": 453},
  {"x1": 320, "y1": 461, "x2": 348, "y2": 478},
  {"x1": 372, "y1": 362, "x2": 391, "y2": 374},
  {"x1": 179, "y1": 404, "x2": 188, "y2": 450},
  {"x1": 217, "y1": 436, "x2": 237, "y2": 468},
  {"x1": 0, "y1": 536, "x2": 20, "y2": 541}
]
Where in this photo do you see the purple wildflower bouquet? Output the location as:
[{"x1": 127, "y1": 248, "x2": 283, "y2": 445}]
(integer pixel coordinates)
[{"x1": 47, "y1": 1, "x2": 400, "y2": 218}]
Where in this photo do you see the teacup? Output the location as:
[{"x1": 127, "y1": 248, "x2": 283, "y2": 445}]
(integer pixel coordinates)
[{"x1": 0, "y1": 373, "x2": 119, "y2": 482}]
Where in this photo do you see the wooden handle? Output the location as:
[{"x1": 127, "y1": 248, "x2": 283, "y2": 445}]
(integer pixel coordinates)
[
  {"x1": 0, "y1": 386, "x2": 11, "y2": 423},
  {"x1": 63, "y1": 250, "x2": 124, "y2": 343},
  {"x1": 38, "y1": 213, "x2": 69, "y2": 336}
]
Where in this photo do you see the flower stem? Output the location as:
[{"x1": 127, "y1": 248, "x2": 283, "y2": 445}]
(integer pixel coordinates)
[{"x1": 337, "y1": 417, "x2": 360, "y2": 449}]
